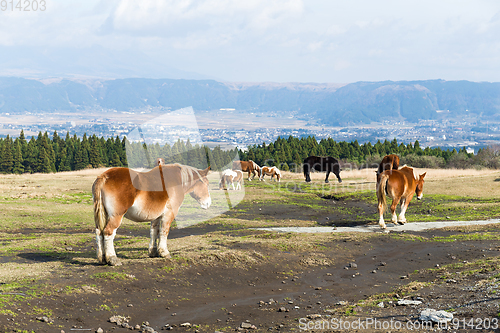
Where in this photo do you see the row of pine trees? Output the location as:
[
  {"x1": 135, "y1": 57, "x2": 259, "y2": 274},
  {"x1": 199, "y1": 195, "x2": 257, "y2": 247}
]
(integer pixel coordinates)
[
  {"x1": 0, "y1": 130, "x2": 238, "y2": 174},
  {"x1": 239, "y1": 136, "x2": 484, "y2": 171},
  {"x1": 0, "y1": 131, "x2": 496, "y2": 174}
]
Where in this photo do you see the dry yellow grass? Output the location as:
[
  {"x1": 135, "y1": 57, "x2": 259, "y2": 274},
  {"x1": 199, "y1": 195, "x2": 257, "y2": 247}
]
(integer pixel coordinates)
[
  {"x1": 279, "y1": 168, "x2": 500, "y2": 198},
  {"x1": 0, "y1": 168, "x2": 104, "y2": 198}
]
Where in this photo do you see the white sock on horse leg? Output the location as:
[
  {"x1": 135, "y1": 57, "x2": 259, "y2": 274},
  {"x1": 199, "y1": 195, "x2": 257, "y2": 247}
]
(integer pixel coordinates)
[
  {"x1": 95, "y1": 228, "x2": 104, "y2": 262},
  {"x1": 103, "y1": 229, "x2": 117, "y2": 260}
]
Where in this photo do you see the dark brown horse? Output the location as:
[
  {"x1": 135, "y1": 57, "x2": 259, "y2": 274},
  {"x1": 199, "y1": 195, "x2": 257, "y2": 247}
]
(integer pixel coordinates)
[
  {"x1": 376, "y1": 154, "x2": 400, "y2": 183},
  {"x1": 377, "y1": 166, "x2": 426, "y2": 230},
  {"x1": 303, "y1": 156, "x2": 342, "y2": 183},
  {"x1": 232, "y1": 160, "x2": 261, "y2": 181},
  {"x1": 92, "y1": 164, "x2": 211, "y2": 266}
]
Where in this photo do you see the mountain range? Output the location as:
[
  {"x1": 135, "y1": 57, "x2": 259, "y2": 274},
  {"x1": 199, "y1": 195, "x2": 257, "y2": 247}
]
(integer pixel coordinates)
[{"x1": 1, "y1": 77, "x2": 499, "y2": 126}]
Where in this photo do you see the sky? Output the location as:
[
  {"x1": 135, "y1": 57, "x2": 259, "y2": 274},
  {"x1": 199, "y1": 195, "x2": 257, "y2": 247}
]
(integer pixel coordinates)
[{"x1": 0, "y1": 0, "x2": 500, "y2": 83}]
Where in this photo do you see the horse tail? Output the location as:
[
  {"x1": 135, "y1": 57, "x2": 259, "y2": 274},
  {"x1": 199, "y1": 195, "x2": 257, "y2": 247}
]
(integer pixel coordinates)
[
  {"x1": 92, "y1": 174, "x2": 109, "y2": 232},
  {"x1": 377, "y1": 173, "x2": 389, "y2": 213}
]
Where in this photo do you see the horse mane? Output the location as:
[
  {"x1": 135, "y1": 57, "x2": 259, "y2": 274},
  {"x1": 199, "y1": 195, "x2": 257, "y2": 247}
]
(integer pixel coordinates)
[{"x1": 171, "y1": 163, "x2": 206, "y2": 190}]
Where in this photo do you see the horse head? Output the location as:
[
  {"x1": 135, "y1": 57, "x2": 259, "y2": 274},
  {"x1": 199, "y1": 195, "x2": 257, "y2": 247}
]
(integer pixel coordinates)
[
  {"x1": 415, "y1": 172, "x2": 426, "y2": 200},
  {"x1": 187, "y1": 166, "x2": 211, "y2": 209}
]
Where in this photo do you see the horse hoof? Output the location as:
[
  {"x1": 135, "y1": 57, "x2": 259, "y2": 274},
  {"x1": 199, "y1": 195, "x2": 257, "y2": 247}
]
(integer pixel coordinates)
[
  {"x1": 148, "y1": 249, "x2": 159, "y2": 258},
  {"x1": 325, "y1": 180, "x2": 329, "y2": 183},
  {"x1": 159, "y1": 251, "x2": 171, "y2": 259},
  {"x1": 107, "y1": 256, "x2": 122, "y2": 266}
]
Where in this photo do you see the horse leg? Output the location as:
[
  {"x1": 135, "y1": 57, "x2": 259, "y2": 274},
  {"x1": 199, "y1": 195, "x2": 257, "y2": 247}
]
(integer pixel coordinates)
[
  {"x1": 377, "y1": 201, "x2": 386, "y2": 229},
  {"x1": 157, "y1": 211, "x2": 175, "y2": 258},
  {"x1": 102, "y1": 215, "x2": 123, "y2": 266},
  {"x1": 398, "y1": 198, "x2": 408, "y2": 224},
  {"x1": 325, "y1": 171, "x2": 330, "y2": 183},
  {"x1": 149, "y1": 217, "x2": 160, "y2": 257},
  {"x1": 390, "y1": 198, "x2": 399, "y2": 225},
  {"x1": 95, "y1": 228, "x2": 105, "y2": 265}
]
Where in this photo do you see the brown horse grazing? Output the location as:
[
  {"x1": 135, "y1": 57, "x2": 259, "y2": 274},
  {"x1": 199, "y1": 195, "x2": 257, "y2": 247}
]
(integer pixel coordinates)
[
  {"x1": 376, "y1": 154, "x2": 400, "y2": 183},
  {"x1": 232, "y1": 160, "x2": 261, "y2": 181},
  {"x1": 260, "y1": 166, "x2": 281, "y2": 182},
  {"x1": 377, "y1": 166, "x2": 426, "y2": 230},
  {"x1": 92, "y1": 164, "x2": 211, "y2": 266},
  {"x1": 303, "y1": 156, "x2": 342, "y2": 183},
  {"x1": 219, "y1": 169, "x2": 243, "y2": 190}
]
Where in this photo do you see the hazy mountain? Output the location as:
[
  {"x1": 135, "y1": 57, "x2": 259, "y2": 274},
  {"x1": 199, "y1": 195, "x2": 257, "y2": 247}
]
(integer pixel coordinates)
[{"x1": 1, "y1": 77, "x2": 499, "y2": 125}]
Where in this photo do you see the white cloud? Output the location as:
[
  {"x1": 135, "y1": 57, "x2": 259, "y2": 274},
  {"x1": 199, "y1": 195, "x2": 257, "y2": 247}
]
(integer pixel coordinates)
[{"x1": 1, "y1": 0, "x2": 500, "y2": 82}]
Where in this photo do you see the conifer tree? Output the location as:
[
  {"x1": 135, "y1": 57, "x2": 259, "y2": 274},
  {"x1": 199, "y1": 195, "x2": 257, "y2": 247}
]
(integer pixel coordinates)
[
  {"x1": 37, "y1": 146, "x2": 52, "y2": 173},
  {"x1": 12, "y1": 140, "x2": 24, "y2": 174},
  {"x1": 0, "y1": 136, "x2": 13, "y2": 173}
]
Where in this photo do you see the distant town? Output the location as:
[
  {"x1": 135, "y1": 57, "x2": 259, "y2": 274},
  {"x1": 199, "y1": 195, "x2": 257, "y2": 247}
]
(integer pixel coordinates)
[{"x1": 0, "y1": 108, "x2": 497, "y2": 154}]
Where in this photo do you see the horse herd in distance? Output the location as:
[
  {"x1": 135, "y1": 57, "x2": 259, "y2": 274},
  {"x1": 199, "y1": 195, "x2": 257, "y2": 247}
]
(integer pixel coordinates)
[{"x1": 92, "y1": 154, "x2": 426, "y2": 265}]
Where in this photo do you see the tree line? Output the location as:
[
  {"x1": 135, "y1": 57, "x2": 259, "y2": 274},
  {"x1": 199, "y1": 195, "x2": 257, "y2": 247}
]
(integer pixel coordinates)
[
  {"x1": 0, "y1": 130, "x2": 236, "y2": 174},
  {"x1": 239, "y1": 136, "x2": 500, "y2": 171},
  {"x1": 1, "y1": 131, "x2": 499, "y2": 174}
]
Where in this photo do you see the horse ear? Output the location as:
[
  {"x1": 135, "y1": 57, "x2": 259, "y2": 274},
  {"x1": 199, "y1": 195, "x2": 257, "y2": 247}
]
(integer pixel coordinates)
[
  {"x1": 200, "y1": 166, "x2": 210, "y2": 177},
  {"x1": 420, "y1": 172, "x2": 426, "y2": 179}
]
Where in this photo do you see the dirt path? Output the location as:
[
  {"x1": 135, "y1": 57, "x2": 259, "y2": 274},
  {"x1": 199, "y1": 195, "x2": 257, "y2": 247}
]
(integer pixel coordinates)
[
  {"x1": 254, "y1": 219, "x2": 500, "y2": 233},
  {"x1": 4, "y1": 225, "x2": 500, "y2": 333}
]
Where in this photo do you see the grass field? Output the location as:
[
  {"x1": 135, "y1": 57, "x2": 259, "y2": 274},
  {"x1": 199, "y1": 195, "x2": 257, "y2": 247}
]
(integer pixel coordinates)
[{"x1": 1, "y1": 167, "x2": 500, "y2": 331}]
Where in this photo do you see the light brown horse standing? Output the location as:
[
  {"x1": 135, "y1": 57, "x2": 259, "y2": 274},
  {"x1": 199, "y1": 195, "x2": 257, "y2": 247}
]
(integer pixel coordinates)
[
  {"x1": 377, "y1": 166, "x2": 426, "y2": 230},
  {"x1": 376, "y1": 154, "x2": 400, "y2": 183},
  {"x1": 232, "y1": 160, "x2": 261, "y2": 181},
  {"x1": 219, "y1": 169, "x2": 243, "y2": 190},
  {"x1": 92, "y1": 164, "x2": 211, "y2": 266},
  {"x1": 260, "y1": 166, "x2": 281, "y2": 182}
]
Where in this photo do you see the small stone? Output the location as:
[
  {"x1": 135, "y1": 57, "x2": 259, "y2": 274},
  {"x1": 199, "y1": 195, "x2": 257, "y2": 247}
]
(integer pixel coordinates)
[
  {"x1": 379, "y1": 262, "x2": 386, "y2": 266},
  {"x1": 446, "y1": 279, "x2": 457, "y2": 283},
  {"x1": 397, "y1": 299, "x2": 422, "y2": 306},
  {"x1": 326, "y1": 273, "x2": 332, "y2": 276},
  {"x1": 171, "y1": 312, "x2": 177, "y2": 316},
  {"x1": 279, "y1": 307, "x2": 286, "y2": 312},
  {"x1": 315, "y1": 287, "x2": 322, "y2": 290},
  {"x1": 241, "y1": 322, "x2": 253, "y2": 329},
  {"x1": 377, "y1": 302, "x2": 384, "y2": 308},
  {"x1": 127, "y1": 304, "x2": 133, "y2": 307},
  {"x1": 435, "y1": 264, "x2": 440, "y2": 267},
  {"x1": 307, "y1": 314, "x2": 321, "y2": 319},
  {"x1": 371, "y1": 270, "x2": 377, "y2": 274},
  {"x1": 451, "y1": 256, "x2": 456, "y2": 260},
  {"x1": 420, "y1": 308, "x2": 453, "y2": 324},
  {"x1": 349, "y1": 263, "x2": 357, "y2": 269},
  {"x1": 135, "y1": 325, "x2": 141, "y2": 330},
  {"x1": 180, "y1": 322, "x2": 191, "y2": 327},
  {"x1": 336, "y1": 301, "x2": 348, "y2": 306},
  {"x1": 96, "y1": 329, "x2": 104, "y2": 333}
]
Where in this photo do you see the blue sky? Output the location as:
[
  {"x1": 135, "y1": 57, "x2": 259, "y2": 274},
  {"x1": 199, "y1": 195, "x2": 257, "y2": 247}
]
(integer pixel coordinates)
[{"x1": 1, "y1": 0, "x2": 499, "y2": 82}]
